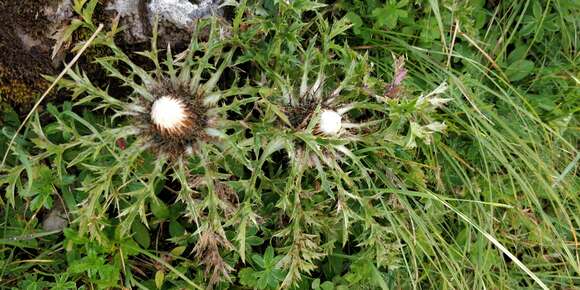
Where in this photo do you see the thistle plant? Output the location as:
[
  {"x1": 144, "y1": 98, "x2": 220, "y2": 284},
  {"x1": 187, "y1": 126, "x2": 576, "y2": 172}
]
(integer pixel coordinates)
[
  {"x1": 46, "y1": 18, "x2": 261, "y2": 285},
  {"x1": 229, "y1": 13, "x2": 454, "y2": 287},
  {"x1": 252, "y1": 44, "x2": 375, "y2": 288},
  {"x1": 266, "y1": 43, "x2": 372, "y2": 166}
]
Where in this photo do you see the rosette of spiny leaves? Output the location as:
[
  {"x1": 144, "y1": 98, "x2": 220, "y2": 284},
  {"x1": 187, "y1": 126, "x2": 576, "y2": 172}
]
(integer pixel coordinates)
[
  {"x1": 241, "y1": 17, "x2": 400, "y2": 287},
  {"x1": 53, "y1": 19, "x2": 258, "y2": 285}
]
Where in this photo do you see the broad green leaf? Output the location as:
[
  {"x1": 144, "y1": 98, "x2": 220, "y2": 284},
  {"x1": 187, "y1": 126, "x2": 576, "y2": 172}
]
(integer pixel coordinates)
[
  {"x1": 505, "y1": 59, "x2": 535, "y2": 82},
  {"x1": 132, "y1": 221, "x2": 151, "y2": 248}
]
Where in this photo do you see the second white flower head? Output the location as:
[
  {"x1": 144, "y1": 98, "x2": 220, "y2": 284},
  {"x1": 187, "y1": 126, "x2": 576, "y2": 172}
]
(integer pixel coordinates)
[{"x1": 319, "y1": 110, "x2": 342, "y2": 136}]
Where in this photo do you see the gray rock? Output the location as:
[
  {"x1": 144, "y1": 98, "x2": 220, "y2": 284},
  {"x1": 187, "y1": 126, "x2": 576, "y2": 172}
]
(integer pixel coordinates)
[
  {"x1": 106, "y1": 0, "x2": 223, "y2": 45},
  {"x1": 106, "y1": 0, "x2": 150, "y2": 43},
  {"x1": 42, "y1": 204, "x2": 69, "y2": 232}
]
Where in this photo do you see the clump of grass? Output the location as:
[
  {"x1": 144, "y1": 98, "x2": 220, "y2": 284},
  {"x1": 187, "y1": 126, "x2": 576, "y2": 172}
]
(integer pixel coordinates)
[{"x1": 335, "y1": 0, "x2": 579, "y2": 288}]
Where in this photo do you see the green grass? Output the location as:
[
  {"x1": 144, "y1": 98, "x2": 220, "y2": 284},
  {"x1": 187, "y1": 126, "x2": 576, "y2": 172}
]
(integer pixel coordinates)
[
  {"x1": 1, "y1": 0, "x2": 578, "y2": 289},
  {"x1": 342, "y1": 0, "x2": 579, "y2": 288}
]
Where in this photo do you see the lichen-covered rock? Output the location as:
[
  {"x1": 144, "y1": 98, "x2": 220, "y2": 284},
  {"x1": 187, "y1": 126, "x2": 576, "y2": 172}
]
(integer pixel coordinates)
[
  {"x1": 106, "y1": 0, "x2": 223, "y2": 46},
  {"x1": 148, "y1": 0, "x2": 220, "y2": 28},
  {"x1": 106, "y1": 0, "x2": 150, "y2": 43}
]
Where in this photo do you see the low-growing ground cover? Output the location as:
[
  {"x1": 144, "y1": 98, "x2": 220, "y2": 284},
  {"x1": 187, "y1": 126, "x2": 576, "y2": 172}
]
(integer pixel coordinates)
[{"x1": 0, "y1": 0, "x2": 578, "y2": 289}]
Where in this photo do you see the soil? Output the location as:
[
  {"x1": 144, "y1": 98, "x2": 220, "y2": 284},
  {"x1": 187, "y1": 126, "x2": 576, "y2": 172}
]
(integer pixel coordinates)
[
  {"x1": 0, "y1": 0, "x2": 61, "y2": 111},
  {"x1": 0, "y1": 0, "x2": 228, "y2": 113}
]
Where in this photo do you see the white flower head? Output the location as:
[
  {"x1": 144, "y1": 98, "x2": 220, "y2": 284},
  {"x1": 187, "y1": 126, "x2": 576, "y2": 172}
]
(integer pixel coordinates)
[
  {"x1": 127, "y1": 78, "x2": 219, "y2": 159},
  {"x1": 150, "y1": 95, "x2": 188, "y2": 131},
  {"x1": 319, "y1": 110, "x2": 342, "y2": 136}
]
